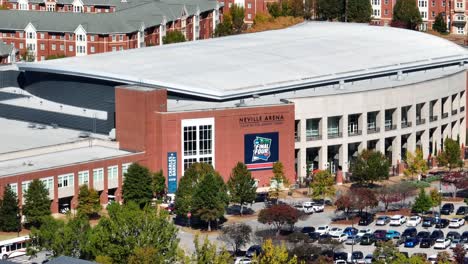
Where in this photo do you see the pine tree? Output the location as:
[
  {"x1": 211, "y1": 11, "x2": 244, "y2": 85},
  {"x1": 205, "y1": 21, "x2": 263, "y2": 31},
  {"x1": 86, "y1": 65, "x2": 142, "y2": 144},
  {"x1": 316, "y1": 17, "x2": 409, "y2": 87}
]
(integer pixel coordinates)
[
  {"x1": 412, "y1": 188, "x2": 432, "y2": 214},
  {"x1": 122, "y1": 163, "x2": 153, "y2": 208},
  {"x1": 0, "y1": 185, "x2": 21, "y2": 232},
  {"x1": 347, "y1": 0, "x2": 372, "y2": 23},
  {"x1": 432, "y1": 13, "x2": 447, "y2": 33},
  {"x1": 77, "y1": 185, "x2": 101, "y2": 217},
  {"x1": 392, "y1": 0, "x2": 422, "y2": 30},
  {"x1": 23, "y1": 179, "x2": 51, "y2": 228},
  {"x1": 227, "y1": 162, "x2": 257, "y2": 216},
  {"x1": 152, "y1": 170, "x2": 166, "y2": 200}
]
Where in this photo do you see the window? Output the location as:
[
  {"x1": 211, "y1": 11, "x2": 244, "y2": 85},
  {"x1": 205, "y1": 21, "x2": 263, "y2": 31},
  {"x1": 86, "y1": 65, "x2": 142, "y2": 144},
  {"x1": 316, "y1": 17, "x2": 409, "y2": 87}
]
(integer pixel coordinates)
[
  {"x1": 20, "y1": 43, "x2": 24, "y2": 49},
  {"x1": 27, "y1": 32, "x2": 35, "y2": 39},
  {"x1": 60, "y1": 44, "x2": 64, "y2": 51},
  {"x1": 93, "y1": 168, "x2": 104, "y2": 182},
  {"x1": 442, "y1": 1, "x2": 446, "y2": 7},
  {"x1": 40, "y1": 44, "x2": 45, "y2": 50},
  {"x1": 51, "y1": 35, "x2": 56, "y2": 39},
  {"x1": 457, "y1": 26, "x2": 464, "y2": 34},
  {"x1": 372, "y1": 0, "x2": 380, "y2": 5},
  {"x1": 58, "y1": 174, "x2": 74, "y2": 188},
  {"x1": 69, "y1": 45, "x2": 73, "y2": 52},
  {"x1": 52, "y1": 44, "x2": 56, "y2": 50},
  {"x1": 76, "y1": 45, "x2": 86, "y2": 54},
  {"x1": 112, "y1": 46, "x2": 116, "y2": 52},
  {"x1": 247, "y1": 3, "x2": 251, "y2": 8},
  {"x1": 73, "y1": 4, "x2": 83, "y2": 12},
  {"x1": 418, "y1": 0, "x2": 427, "y2": 7},
  {"x1": 431, "y1": 11, "x2": 435, "y2": 17},
  {"x1": 41, "y1": 177, "x2": 53, "y2": 194},
  {"x1": 384, "y1": 9, "x2": 388, "y2": 15},
  {"x1": 228, "y1": 2, "x2": 232, "y2": 7},
  {"x1": 108, "y1": 166, "x2": 118, "y2": 180},
  {"x1": 119, "y1": 35, "x2": 123, "y2": 41},
  {"x1": 40, "y1": 33, "x2": 44, "y2": 39},
  {"x1": 432, "y1": 0, "x2": 435, "y2": 6},
  {"x1": 32, "y1": 4, "x2": 36, "y2": 10},
  {"x1": 384, "y1": 0, "x2": 388, "y2": 4},
  {"x1": 1, "y1": 33, "x2": 5, "y2": 37},
  {"x1": 122, "y1": 163, "x2": 131, "y2": 178},
  {"x1": 182, "y1": 118, "x2": 215, "y2": 172},
  {"x1": 22, "y1": 181, "x2": 31, "y2": 194},
  {"x1": 8, "y1": 183, "x2": 18, "y2": 196},
  {"x1": 112, "y1": 35, "x2": 116, "y2": 42},
  {"x1": 247, "y1": 13, "x2": 252, "y2": 19},
  {"x1": 78, "y1": 171, "x2": 89, "y2": 185},
  {"x1": 90, "y1": 46, "x2": 95, "y2": 53},
  {"x1": 76, "y1": 34, "x2": 85, "y2": 41},
  {"x1": 90, "y1": 35, "x2": 95, "y2": 41},
  {"x1": 420, "y1": 11, "x2": 427, "y2": 19},
  {"x1": 19, "y1": 32, "x2": 23, "y2": 38},
  {"x1": 86, "y1": 6, "x2": 91, "y2": 12},
  {"x1": 40, "y1": 56, "x2": 45, "y2": 61},
  {"x1": 457, "y1": 2, "x2": 463, "y2": 8},
  {"x1": 373, "y1": 9, "x2": 380, "y2": 16}
]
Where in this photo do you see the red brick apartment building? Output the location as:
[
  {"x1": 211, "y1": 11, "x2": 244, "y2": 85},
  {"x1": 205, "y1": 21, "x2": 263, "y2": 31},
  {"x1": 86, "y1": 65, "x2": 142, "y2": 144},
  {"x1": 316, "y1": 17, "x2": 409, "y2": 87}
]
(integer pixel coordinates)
[{"x1": 0, "y1": 0, "x2": 222, "y2": 62}]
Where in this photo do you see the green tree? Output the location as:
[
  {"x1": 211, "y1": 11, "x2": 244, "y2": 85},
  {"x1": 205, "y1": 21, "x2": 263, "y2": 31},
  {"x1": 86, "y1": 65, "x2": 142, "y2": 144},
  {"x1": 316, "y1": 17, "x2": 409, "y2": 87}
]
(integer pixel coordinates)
[
  {"x1": 269, "y1": 161, "x2": 289, "y2": 201},
  {"x1": 437, "y1": 138, "x2": 463, "y2": 170},
  {"x1": 412, "y1": 188, "x2": 432, "y2": 214},
  {"x1": 391, "y1": 253, "x2": 428, "y2": 264},
  {"x1": 227, "y1": 162, "x2": 257, "y2": 216},
  {"x1": 0, "y1": 185, "x2": 20, "y2": 232},
  {"x1": 437, "y1": 251, "x2": 451, "y2": 264},
  {"x1": 23, "y1": 179, "x2": 51, "y2": 228},
  {"x1": 432, "y1": 13, "x2": 447, "y2": 33},
  {"x1": 267, "y1": 2, "x2": 282, "y2": 18},
  {"x1": 191, "y1": 235, "x2": 232, "y2": 264},
  {"x1": 122, "y1": 163, "x2": 153, "y2": 208},
  {"x1": 231, "y1": 4, "x2": 245, "y2": 34},
  {"x1": 152, "y1": 170, "x2": 166, "y2": 200},
  {"x1": 77, "y1": 185, "x2": 101, "y2": 218},
  {"x1": 253, "y1": 239, "x2": 298, "y2": 264},
  {"x1": 429, "y1": 188, "x2": 442, "y2": 211},
  {"x1": 404, "y1": 149, "x2": 428, "y2": 180},
  {"x1": 373, "y1": 240, "x2": 400, "y2": 264},
  {"x1": 192, "y1": 173, "x2": 228, "y2": 231},
  {"x1": 317, "y1": 0, "x2": 344, "y2": 21},
  {"x1": 89, "y1": 203, "x2": 179, "y2": 264},
  {"x1": 162, "y1": 30, "x2": 186, "y2": 44},
  {"x1": 347, "y1": 0, "x2": 371, "y2": 23},
  {"x1": 309, "y1": 170, "x2": 335, "y2": 201},
  {"x1": 350, "y1": 149, "x2": 390, "y2": 185},
  {"x1": 214, "y1": 13, "x2": 233, "y2": 37},
  {"x1": 392, "y1": 0, "x2": 422, "y2": 30}
]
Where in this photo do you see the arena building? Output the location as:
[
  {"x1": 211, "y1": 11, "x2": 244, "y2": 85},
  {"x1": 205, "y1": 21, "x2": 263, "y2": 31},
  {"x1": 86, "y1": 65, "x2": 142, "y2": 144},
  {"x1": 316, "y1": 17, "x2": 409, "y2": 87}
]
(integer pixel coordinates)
[{"x1": 0, "y1": 22, "x2": 467, "y2": 213}]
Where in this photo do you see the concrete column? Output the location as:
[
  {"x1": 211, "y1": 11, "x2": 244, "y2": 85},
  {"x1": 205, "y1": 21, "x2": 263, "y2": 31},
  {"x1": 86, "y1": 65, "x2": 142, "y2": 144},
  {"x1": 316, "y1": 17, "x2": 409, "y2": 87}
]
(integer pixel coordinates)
[
  {"x1": 322, "y1": 117, "x2": 328, "y2": 140},
  {"x1": 421, "y1": 102, "x2": 429, "y2": 121},
  {"x1": 342, "y1": 115, "x2": 348, "y2": 138},
  {"x1": 421, "y1": 129, "x2": 430, "y2": 159},
  {"x1": 395, "y1": 107, "x2": 401, "y2": 129},
  {"x1": 359, "y1": 140, "x2": 367, "y2": 152},
  {"x1": 339, "y1": 144, "x2": 348, "y2": 173},
  {"x1": 392, "y1": 136, "x2": 401, "y2": 166},
  {"x1": 379, "y1": 110, "x2": 385, "y2": 133},
  {"x1": 300, "y1": 118, "x2": 306, "y2": 143},
  {"x1": 298, "y1": 147, "x2": 307, "y2": 181},
  {"x1": 443, "y1": 124, "x2": 451, "y2": 141},
  {"x1": 319, "y1": 145, "x2": 328, "y2": 170},
  {"x1": 434, "y1": 126, "x2": 442, "y2": 154},
  {"x1": 434, "y1": 99, "x2": 441, "y2": 119},
  {"x1": 407, "y1": 132, "x2": 417, "y2": 154},
  {"x1": 376, "y1": 138, "x2": 385, "y2": 154},
  {"x1": 452, "y1": 120, "x2": 460, "y2": 140},
  {"x1": 460, "y1": 118, "x2": 466, "y2": 147},
  {"x1": 361, "y1": 112, "x2": 367, "y2": 136}
]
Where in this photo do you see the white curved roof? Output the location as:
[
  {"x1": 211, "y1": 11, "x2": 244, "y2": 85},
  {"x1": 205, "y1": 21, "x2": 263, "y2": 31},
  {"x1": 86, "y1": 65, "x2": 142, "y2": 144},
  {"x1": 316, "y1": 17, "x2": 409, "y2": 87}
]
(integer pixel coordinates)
[{"x1": 19, "y1": 22, "x2": 468, "y2": 100}]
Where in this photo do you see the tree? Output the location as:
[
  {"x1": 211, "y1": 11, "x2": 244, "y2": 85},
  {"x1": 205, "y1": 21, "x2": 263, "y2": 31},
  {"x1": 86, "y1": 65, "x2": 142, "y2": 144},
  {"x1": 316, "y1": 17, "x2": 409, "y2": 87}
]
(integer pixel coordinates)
[
  {"x1": 0, "y1": 185, "x2": 20, "y2": 232},
  {"x1": 258, "y1": 204, "x2": 299, "y2": 236},
  {"x1": 231, "y1": 4, "x2": 245, "y2": 34},
  {"x1": 393, "y1": 181, "x2": 418, "y2": 206},
  {"x1": 267, "y1": 2, "x2": 282, "y2": 18},
  {"x1": 122, "y1": 163, "x2": 153, "y2": 208},
  {"x1": 77, "y1": 185, "x2": 101, "y2": 217},
  {"x1": 350, "y1": 149, "x2": 390, "y2": 185},
  {"x1": 317, "y1": 0, "x2": 344, "y2": 21},
  {"x1": 411, "y1": 188, "x2": 432, "y2": 214},
  {"x1": 392, "y1": 0, "x2": 422, "y2": 30},
  {"x1": 432, "y1": 13, "x2": 447, "y2": 33},
  {"x1": 192, "y1": 173, "x2": 228, "y2": 231},
  {"x1": 404, "y1": 149, "x2": 428, "y2": 181},
  {"x1": 372, "y1": 240, "x2": 400, "y2": 264},
  {"x1": 352, "y1": 188, "x2": 378, "y2": 213},
  {"x1": 191, "y1": 235, "x2": 232, "y2": 264},
  {"x1": 89, "y1": 203, "x2": 179, "y2": 264},
  {"x1": 391, "y1": 254, "x2": 428, "y2": 264},
  {"x1": 347, "y1": 0, "x2": 371, "y2": 23},
  {"x1": 128, "y1": 247, "x2": 160, "y2": 264},
  {"x1": 437, "y1": 138, "x2": 463, "y2": 170},
  {"x1": 376, "y1": 185, "x2": 402, "y2": 212},
  {"x1": 269, "y1": 161, "x2": 288, "y2": 201},
  {"x1": 437, "y1": 251, "x2": 452, "y2": 264},
  {"x1": 441, "y1": 171, "x2": 468, "y2": 198},
  {"x1": 162, "y1": 30, "x2": 186, "y2": 44},
  {"x1": 334, "y1": 193, "x2": 353, "y2": 220},
  {"x1": 218, "y1": 223, "x2": 252, "y2": 254},
  {"x1": 452, "y1": 244, "x2": 467, "y2": 264},
  {"x1": 253, "y1": 239, "x2": 298, "y2": 264},
  {"x1": 227, "y1": 162, "x2": 257, "y2": 216},
  {"x1": 429, "y1": 188, "x2": 442, "y2": 211},
  {"x1": 214, "y1": 13, "x2": 233, "y2": 37},
  {"x1": 152, "y1": 170, "x2": 166, "y2": 200},
  {"x1": 23, "y1": 179, "x2": 51, "y2": 228},
  {"x1": 309, "y1": 170, "x2": 335, "y2": 201}
]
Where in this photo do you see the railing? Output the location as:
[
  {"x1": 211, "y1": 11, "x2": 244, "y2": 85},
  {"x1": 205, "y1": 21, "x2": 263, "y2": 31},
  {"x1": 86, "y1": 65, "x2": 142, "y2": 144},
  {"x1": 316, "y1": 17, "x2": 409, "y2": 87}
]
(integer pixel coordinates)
[
  {"x1": 442, "y1": 113, "x2": 449, "y2": 119},
  {"x1": 348, "y1": 130, "x2": 362, "y2": 137},
  {"x1": 416, "y1": 118, "x2": 426, "y2": 125},
  {"x1": 385, "y1": 124, "x2": 397, "y2": 131},
  {"x1": 429, "y1": 116, "x2": 438, "y2": 122},
  {"x1": 452, "y1": 109, "x2": 458, "y2": 115},
  {"x1": 367, "y1": 127, "x2": 380, "y2": 134},
  {"x1": 306, "y1": 135, "x2": 322, "y2": 141},
  {"x1": 401, "y1": 121, "x2": 412, "y2": 128},
  {"x1": 461, "y1": 106, "x2": 465, "y2": 112},
  {"x1": 328, "y1": 132, "x2": 342, "y2": 139}
]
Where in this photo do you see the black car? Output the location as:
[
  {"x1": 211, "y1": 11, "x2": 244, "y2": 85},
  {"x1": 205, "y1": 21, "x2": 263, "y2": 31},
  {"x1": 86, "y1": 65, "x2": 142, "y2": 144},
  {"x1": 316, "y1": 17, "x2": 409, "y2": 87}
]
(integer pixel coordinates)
[
  {"x1": 373, "y1": 230, "x2": 387, "y2": 241},
  {"x1": 430, "y1": 230, "x2": 445, "y2": 241},
  {"x1": 462, "y1": 231, "x2": 468, "y2": 243},
  {"x1": 360, "y1": 234, "x2": 376, "y2": 245},
  {"x1": 358, "y1": 214, "x2": 374, "y2": 226},
  {"x1": 308, "y1": 232, "x2": 321, "y2": 241},
  {"x1": 318, "y1": 234, "x2": 333, "y2": 243},
  {"x1": 422, "y1": 217, "x2": 436, "y2": 227},
  {"x1": 351, "y1": 251, "x2": 364, "y2": 263},
  {"x1": 435, "y1": 218, "x2": 450, "y2": 228},
  {"x1": 334, "y1": 252, "x2": 348, "y2": 261},
  {"x1": 301, "y1": 226, "x2": 316, "y2": 234},
  {"x1": 416, "y1": 231, "x2": 431, "y2": 240},
  {"x1": 402, "y1": 227, "x2": 417, "y2": 239},
  {"x1": 457, "y1": 206, "x2": 468, "y2": 216},
  {"x1": 246, "y1": 245, "x2": 262, "y2": 257},
  {"x1": 441, "y1": 203, "x2": 455, "y2": 215},
  {"x1": 447, "y1": 231, "x2": 461, "y2": 240},
  {"x1": 420, "y1": 238, "x2": 435, "y2": 248}
]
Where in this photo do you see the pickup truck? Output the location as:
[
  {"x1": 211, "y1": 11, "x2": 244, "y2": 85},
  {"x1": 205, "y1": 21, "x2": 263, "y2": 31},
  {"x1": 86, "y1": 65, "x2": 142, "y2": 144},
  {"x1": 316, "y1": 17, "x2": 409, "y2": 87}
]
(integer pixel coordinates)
[{"x1": 303, "y1": 202, "x2": 324, "y2": 213}]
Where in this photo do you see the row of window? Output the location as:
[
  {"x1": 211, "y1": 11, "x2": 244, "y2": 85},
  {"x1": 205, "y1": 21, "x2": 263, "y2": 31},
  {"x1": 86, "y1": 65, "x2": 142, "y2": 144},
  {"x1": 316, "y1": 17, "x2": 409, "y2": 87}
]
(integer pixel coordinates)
[
  {"x1": 182, "y1": 118, "x2": 215, "y2": 173},
  {"x1": 1, "y1": 32, "x2": 123, "y2": 42},
  {"x1": 8, "y1": 163, "x2": 131, "y2": 196}
]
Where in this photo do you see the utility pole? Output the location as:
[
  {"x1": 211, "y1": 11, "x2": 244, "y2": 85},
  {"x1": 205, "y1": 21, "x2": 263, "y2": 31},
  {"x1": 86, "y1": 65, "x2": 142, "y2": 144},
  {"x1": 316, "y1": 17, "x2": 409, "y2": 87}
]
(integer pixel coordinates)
[{"x1": 344, "y1": 0, "x2": 348, "y2": 22}]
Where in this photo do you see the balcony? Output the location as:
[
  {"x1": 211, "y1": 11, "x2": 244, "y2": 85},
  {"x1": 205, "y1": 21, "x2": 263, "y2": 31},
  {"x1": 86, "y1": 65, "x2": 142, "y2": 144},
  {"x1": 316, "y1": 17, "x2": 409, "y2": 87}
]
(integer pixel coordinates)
[
  {"x1": 461, "y1": 106, "x2": 465, "y2": 112},
  {"x1": 385, "y1": 124, "x2": 397, "y2": 131},
  {"x1": 442, "y1": 113, "x2": 449, "y2": 119},
  {"x1": 348, "y1": 130, "x2": 362, "y2": 137},
  {"x1": 306, "y1": 135, "x2": 322, "y2": 141},
  {"x1": 328, "y1": 132, "x2": 342, "y2": 139},
  {"x1": 453, "y1": 14, "x2": 466, "y2": 26},
  {"x1": 455, "y1": 5, "x2": 465, "y2": 13},
  {"x1": 367, "y1": 127, "x2": 380, "y2": 134},
  {"x1": 401, "y1": 121, "x2": 412, "y2": 128},
  {"x1": 452, "y1": 109, "x2": 458, "y2": 115},
  {"x1": 416, "y1": 118, "x2": 426, "y2": 125},
  {"x1": 430, "y1": 115, "x2": 438, "y2": 122}
]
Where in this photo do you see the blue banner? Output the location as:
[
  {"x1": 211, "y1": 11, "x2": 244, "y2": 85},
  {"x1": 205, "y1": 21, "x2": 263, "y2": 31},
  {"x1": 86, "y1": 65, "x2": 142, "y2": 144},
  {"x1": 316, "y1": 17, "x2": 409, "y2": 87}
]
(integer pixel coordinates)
[
  {"x1": 167, "y1": 152, "x2": 177, "y2": 193},
  {"x1": 244, "y1": 132, "x2": 279, "y2": 171}
]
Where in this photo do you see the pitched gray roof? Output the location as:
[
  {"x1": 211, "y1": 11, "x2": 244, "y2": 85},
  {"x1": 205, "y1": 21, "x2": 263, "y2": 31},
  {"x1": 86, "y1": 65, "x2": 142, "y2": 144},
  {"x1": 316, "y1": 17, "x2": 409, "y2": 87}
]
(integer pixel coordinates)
[
  {"x1": 0, "y1": 42, "x2": 14, "y2": 56},
  {"x1": 0, "y1": 0, "x2": 219, "y2": 34}
]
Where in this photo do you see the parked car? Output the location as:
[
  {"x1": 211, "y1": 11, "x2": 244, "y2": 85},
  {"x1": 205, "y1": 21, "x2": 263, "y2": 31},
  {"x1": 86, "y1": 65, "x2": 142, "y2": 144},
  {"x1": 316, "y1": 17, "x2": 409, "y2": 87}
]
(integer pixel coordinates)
[
  {"x1": 428, "y1": 254, "x2": 438, "y2": 264},
  {"x1": 430, "y1": 230, "x2": 445, "y2": 241},
  {"x1": 364, "y1": 254, "x2": 373, "y2": 264},
  {"x1": 308, "y1": 232, "x2": 321, "y2": 242},
  {"x1": 329, "y1": 227, "x2": 344, "y2": 237},
  {"x1": 294, "y1": 204, "x2": 314, "y2": 214},
  {"x1": 456, "y1": 206, "x2": 468, "y2": 216},
  {"x1": 331, "y1": 233, "x2": 348, "y2": 243},
  {"x1": 416, "y1": 231, "x2": 431, "y2": 239},
  {"x1": 385, "y1": 230, "x2": 401, "y2": 240},
  {"x1": 343, "y1": 227, "x2": 358, "y2": 236},
  {"x1": 404, "y1": 237, "x2": 420, "y2": 248},
  {"x1": 389, "y1": 215, "x2": 407, "y2": 226},
  {"x1": 407, "y1": 216, "x2": 422, "y2": 227},
  {"x1": 420, "y1": 238, "x2": 435, "y2": 248},
  {"x1": 434, "y1": 238, "x2": 451, "y2": 249},
  {"x1": 441, "y1": 203, "x2": 455, "y2": 215},
  {"x1": 435, "y1": 218, "x2": 450, "y2": 228},
  {"x1": 360, "y1": 234, "x2": 376, "y2": 245},
  {"x1": 461, "y1": 231, "x2": 468, "y2": 243},
  {"x1": 376, "y1": 216, "x2": 390, "y2": 226},
  {"x1": 449, "y1": 218, "x2": 465, "y2": 228},
  {"x1": 357, "y1": 228, "x2": 372, "y2": 237},
  {"x1": 316, "y1": 225, "x2": 329, "y2": 235},
  {"x1": 373, "y1": 230, "x2": 387, "y2": 241},
  {"x1": 346, "y1": 235, "x2": 362, "y2": 245},
  {"x1": 310, "y1": 202, "x2": 325, "y2": 213},
  {"x1": 447, "y1": 231, "x2": 461, "y2": 241},
  {"x1": 450, "y1": 238, "x2": 463, "y2": 249},
  {"x1": 401, "y1": 227, "x2": 418, "y2": 239},
  {"x1": 351, "y1": 251, "x2": 365, "y2": 264},
  {"x1": 334, "y1": 252, "x2": 350, "y2": 262},
  {"x1": 422, "y1": 216, "x2": 436, "y2": 227},
  {"x1": 359, "y1": 214, "x2": 374, "y2": 226},
  {"x1": 234, "y1": 257, "x2": 252, "y2": 264},
  {"x1": 318, "y1": 234, "x2": 333, "y2": 243},
  {"x1": 301, "y1": 226, "x2": 316, "y2": 234},
  {"x1": 245, "y1": 245, "x2": 262, "y2": 258}
]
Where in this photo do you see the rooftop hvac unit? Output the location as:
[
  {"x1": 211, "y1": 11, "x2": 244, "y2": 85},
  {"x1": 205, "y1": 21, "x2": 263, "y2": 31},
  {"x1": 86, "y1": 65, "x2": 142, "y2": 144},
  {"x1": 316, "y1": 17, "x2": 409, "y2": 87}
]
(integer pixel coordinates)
[{"x1": 109, "y1": 128, "x2": 116, "y2": 141}]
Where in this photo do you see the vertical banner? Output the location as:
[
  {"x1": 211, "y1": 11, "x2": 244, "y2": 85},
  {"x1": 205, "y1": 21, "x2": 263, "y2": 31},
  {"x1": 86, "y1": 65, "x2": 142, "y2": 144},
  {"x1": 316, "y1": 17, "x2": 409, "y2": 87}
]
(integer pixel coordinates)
[
  {"x1": 244, "y1": 132, "x2": 279, "y2": 171},
  {"x1": 167, "y1": 152, "x2": 177, "y2": 194}
]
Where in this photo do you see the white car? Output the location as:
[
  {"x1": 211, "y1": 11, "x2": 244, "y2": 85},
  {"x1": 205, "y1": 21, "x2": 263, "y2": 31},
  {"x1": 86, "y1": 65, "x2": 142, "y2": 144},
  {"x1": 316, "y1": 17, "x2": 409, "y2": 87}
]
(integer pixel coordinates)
[
  {"x1": 329, "y1": 227, "x2": 344, "y2": 237},
  {"x1": 448, "y1": 218, "x2": 465, "y2": 228},
  {"x1": 234, "y1": 257, "x2": 252, "y2": 264},
  {"x1": 316, "y1": 225, "x2": 329, "y2": 235},
  {"x1": 389, "y1": 215, "x2": 407, "y2": 226},
  {"x1": 434, "y1": 238, "x2": 451, "y2": 249},
  {"x1": 331, "y1": 233, "x2": 348, "y2": 243},
  {"x1": 294, "y1": 204, "x2": 314, "y2": 214},
  {"x1": 427, "y1": 254, "x2": 437, "y2": 264},
  {"x1": 357, "y1": 228, "x2": 372, "y2": 237},
  {"x1": 406, "y1": 216, "x2": 422, "y2": 227}
]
